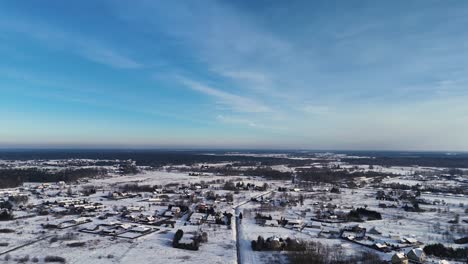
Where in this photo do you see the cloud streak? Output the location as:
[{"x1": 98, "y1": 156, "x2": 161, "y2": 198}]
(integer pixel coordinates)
[
  {"x1": 0, "y1": 16, "x2": 141, "y2": 69},
  {"x1": 178, "y1": 77, "x2": 271, "y2": 113},
  {"x1": 216, "y1": 115, "x2": 258, "y2": 127}
]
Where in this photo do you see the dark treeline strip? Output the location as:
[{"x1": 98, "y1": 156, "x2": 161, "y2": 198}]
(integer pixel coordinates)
[
  {"x1": 424, "y1": 243, "x2": 468, "y2": 260},
  {"x1": 296, "y1": 167, "x2": 391, "y2": 183},
  {"x1": 380, "y1": 182, "x2": 466, "y2": 194},
  {"x1": 2, "y1": 150, "x2": 466, "y2": 168},
  {"x1": 186, "y1": 166, "x2": 390, "y2": 183},
  {"x1": 342, "y1": 157, "x2": 468, "y2": 168},
  {"x1": 181, "y1": 166, "x2": 293, "y2": 180},
  {"x1": 288, "y1": 240, "x2": 385, "y2": 264},
  {"x1": 0, "y1": 150, "x2": 319, "y2": 167},
  {"x1": 0, "y1": 168, "x2": 106, "y2": 188}
]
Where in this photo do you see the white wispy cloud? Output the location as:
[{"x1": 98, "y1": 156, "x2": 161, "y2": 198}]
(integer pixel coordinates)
[
  {"x1": 302, "y1": 105, "x2": 331, "y2": 115},
  {"x1": 110, "y1": 1, "x2": 300, "y2": 98},
  {"x1": 0, "y1": 16, "x2": 141, "y2": 69},
  {"x1": 79, "y1": 46, "x2": 141, "y2": 69},
  {"x1": 215, "y1": 114, "x2": 290, "y2": 133},
  {"x1": 217, "y1": 70, "x2": 270, "y2": 88},
  {"x1": 178, "y1": 77, "x2": 271, "y2": 113},
  {"x1": 216, "y1": 115, "x2": 258, "y2": 127}
]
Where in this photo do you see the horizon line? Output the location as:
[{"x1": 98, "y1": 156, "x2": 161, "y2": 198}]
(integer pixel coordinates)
[{"x1": 0, "y1": 146, "x2": 466, "y2": 154}]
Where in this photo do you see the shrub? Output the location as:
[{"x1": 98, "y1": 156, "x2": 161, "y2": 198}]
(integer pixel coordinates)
[
  {"x1": 17, "y1": 255, "x2": 29, "y2": 263},
  {"x1": 251, "y1": 240, "x2": 257, "y2": 251},
  {"x1": 44, "y1": 255, "x2": 66, "y2": 263},
  {"x1": 348, "y1": 207, "x2": 382, "y2": 221},
  {"x1": 173, "y1": 229, "x2": 184, "y2": 247},
  {"x1": 8, "y1": 195, "x2": 29, "y2": 204},
  {"x1": 66, "y1": 242, "x2": 86, "y2": 247},
  {"x1": 223, "y1": 181, "x2": 236, "y2": 191},
  {"x1": 454, "y1": 237, "x2": 468, "y2": 244},
  {"x1": 0, "y1": 209, "x2": 14, "y2": 221},
  {"x1": 201, "y1": 232, "x2": 208, "y2": 243}
]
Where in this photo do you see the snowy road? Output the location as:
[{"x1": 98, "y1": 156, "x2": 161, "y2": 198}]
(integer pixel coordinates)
[{"x1": 234, "y1": 191, "x2": 273, "y2": 264}]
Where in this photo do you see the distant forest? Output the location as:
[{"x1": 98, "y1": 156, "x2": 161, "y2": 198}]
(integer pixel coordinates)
[
  {"x1": 0, "y1": 168, "x2": 106, "y2": 188},
  {"x1": 183, "y1": 166, "x2": 391, "y2": 183},
  {"x1": 0, "y1": 150, "x2": 319, "y2": 167},
  {"x1": 1, "y1": 150, "x2": 467, "y2": 168},
  {"x1": 0, "y1": 150, "x2": 467, "y2": 188},
  {"x1": 342, "y1": 156, "x2": 468, "y2": 168}
]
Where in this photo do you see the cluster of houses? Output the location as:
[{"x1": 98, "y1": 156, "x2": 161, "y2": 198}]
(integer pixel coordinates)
[
  {"x1": 42, "y1": 217, "x2": 92, "y2": 229},
  {"x1": 107, "y1": 191, "x2": 137, "y2": 200},
  {"x1": 188, "y1": 211, "x2": 231, "y2": 226},
  {"x1": 376, "y1": 189, "x2": 419, "y2": 202},
  {"x1": 255, "y1": 213, "x2": 305, "y2": 231},
  {"x1": 80, "y1": 222, "x2": 157, "y2": 239},
  {"x1": 252, "y1": 205, "x2": 430, "y2": 260},
  {"x1": 40, "y1": 199, "x2": 104, "y2": 216},
  {"x1": 251, "y1": 235, "x2": 304, "y2": 251}
]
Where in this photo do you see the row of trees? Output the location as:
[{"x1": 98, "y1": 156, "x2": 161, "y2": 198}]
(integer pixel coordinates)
[
  {"x1": 288, "y1": 241, "x2": 384, "y2": 264},
  {"x1": 342, "y1": 156, "x2": 468, "y2": 168},
  {"x1": 172, "y1": 229, "x2": 207, "y2": 251},
  {"x1": 0, "y1": 168, "x2": 106, "y2": 188},
  {"x1": 347, "y1": 208, "x2": 382, "y2": 221},
  {"x1": 0, "y1": 150, "x2": 318, "y2": 167},
  {"x1": 252, "y1": 236, "x2": 306, "y2": 251},
  {"x1": 424, "y1": 243, "x2": 468, "y2": 260},
  {"x1": 296, "y1": 167, "x2": 390, "y2": 183}
]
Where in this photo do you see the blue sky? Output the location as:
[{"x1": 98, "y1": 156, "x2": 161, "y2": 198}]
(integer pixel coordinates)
[{"x1": 1, "y1": 0, "x2": 467, "y2": 150}]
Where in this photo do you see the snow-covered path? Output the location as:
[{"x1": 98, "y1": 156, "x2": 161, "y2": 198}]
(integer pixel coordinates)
[{"x1": 234, "y1": 191, "x2": 273, "y2": 264}]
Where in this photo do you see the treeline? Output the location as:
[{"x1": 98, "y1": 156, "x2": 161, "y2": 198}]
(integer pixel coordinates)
[
  {"x1": 0, "y1": 150, "x2": 319, "y2": 167},
  {"x1": 288, "y1": 241, "x2": 385, "y2": 264},
  {"x1": 244, "y1": 167, "x2": 292, "y2": 180},
  {"x1": 188, "y1": 165, "x2": 390, "y2": 183},
  {"x1": 348, "y1": 208, "x2": 382, "y2": 221},
  {"x1": 118, "y1": 183, "x2": 155, "y2": 193},
  {"x1": 296, "y1": 167, "x2": 390, "y2": 183},
  {"x1": 0, "y1": 168, "x2": 106, "y2": 188},
  {"x1": 381, "y1": 182, "x2": 467, "y2": 195},
  {"x1": 184, "y1": 166, "x2": 294, "y2": 180},
  {"x1": 342, "y1": 157, "x2": 468, "y2": 168},
  {"x1": 2, "y1": 150, "x2": 466, "y2": 168},
  {"x1": 424, "y1": 243, "x2": 468, "y2": 260}
]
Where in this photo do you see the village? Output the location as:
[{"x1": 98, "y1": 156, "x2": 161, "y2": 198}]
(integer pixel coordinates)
[{"x1": 0, "y1": 152, "x2": 467, "y2": 263}]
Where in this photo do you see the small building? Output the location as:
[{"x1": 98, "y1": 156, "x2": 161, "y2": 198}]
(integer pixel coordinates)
[
  {"x1": 319, "y1": 227, "x2": 341, "y2": 238},
  {"x1": 189, "y1": 213, "x2": 205, "y2": 225},
  {"x1": 127, "y1": 206, "x2": 144, "y2": 212},
  {"x1": 407, "y1": 248, "x2": 426, "y2": 263},
  {"x1": 171, "y1": 207, "x2": 181, "y2": 215},
  {"x1": 71, "y1": 217, "x2": 90, "y2": 225},
  {"x1": 368, "y1": 226, "x2": 382, "y2": 235},
  {"x1": 285, "y1": 219, "x2": 303, "y2": 230},
  {"x1": 264, "y1": 220, "x2": 278, "y2": 227},
  {"x1": 391, "y1": 252, "x2": 409, "y2": 264},
  {"x1": 401, "y1": 237, "x2": 419, "y2": 245},
  {"x1": 373, "y1": 243, "x2": 391, "y2": 252}
]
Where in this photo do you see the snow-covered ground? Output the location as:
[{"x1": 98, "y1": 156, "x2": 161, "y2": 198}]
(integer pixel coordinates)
[{"x1": 1, "y1": 156, "x2": 467, "y2": 264}]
